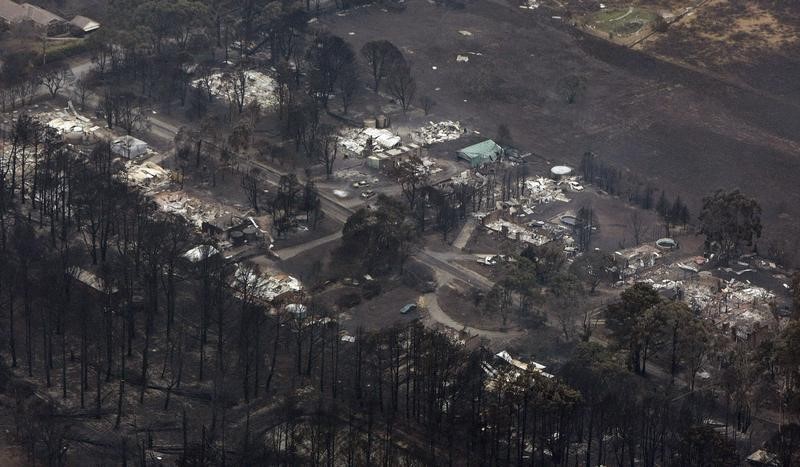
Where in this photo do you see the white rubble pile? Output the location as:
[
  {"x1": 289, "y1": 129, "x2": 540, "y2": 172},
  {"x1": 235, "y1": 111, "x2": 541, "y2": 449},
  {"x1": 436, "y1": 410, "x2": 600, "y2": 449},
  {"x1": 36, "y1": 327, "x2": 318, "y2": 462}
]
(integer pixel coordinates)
[
  {"x1": 153, "y1": 192, "x2": 226, "y2": 228},
  {"x1": 46, "y1": 114, "x2": 89, "y2": 134},
  {"x1": 411, "y1": 121, "x2": 465, "y2": 145},
  {"x1": 524, "y1": 177, "x2": 570, "y2": 204},
  {"x1": 338, "y1": 127, "x2": 401, "y2": 155},
  {"x1": 615, "y1": 244, "x2": 662, "y2": 279},
  {"x1": 193, "y1": 70, "x2": 279, "y2": 109},
  {"x1": 233, "y1": 265, "x2": 303, "y2": 303},
  {"x1": 690, "y1": 279, "x2": 776, "y2": 339},
  {"x1": 649, "y1": 275, "x2": 779, "y2": 340},
  {"x1": 485, "y1": 219, "x2": 554, "y2": 246},
  {"x1": 182, "y1": 245, "x2": 220, "y2": 263},
  {"x1": 452, "y1": 170, "x2": 483, "y2": 185},
  {"x1": 417, "y1": 157, "x2": 443, "y2": 175},
  {"x1": 121, "y1": 161, "x2": 171, "y2": 191}
]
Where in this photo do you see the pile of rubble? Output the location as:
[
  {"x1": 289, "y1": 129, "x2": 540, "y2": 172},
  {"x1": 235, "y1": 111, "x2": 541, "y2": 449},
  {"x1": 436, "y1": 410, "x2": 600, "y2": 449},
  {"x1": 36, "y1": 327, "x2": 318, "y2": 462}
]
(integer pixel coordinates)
[
  {"x1": 615, "y1": 244, "x2": 662, "y2": 279},
  {"x1": 233, "y1": 265, "x2": 303, "y2": 303},
  {"x1": 485, "y1": 219, "x2": 561, "y2": 246},
  {"x1": 690, "y1": 278, "x2": 777, "y2": 339},
  {"x1": 39, "y1": 107, "x2": 100, "y2": 144},
  {"x1": 411, "y1": 121, "x2": 466, "y2": 145},
  {"x1": 451, "y1": 169, "x2": 487, "y2": 186},
  {"x1": 194, "y1": 70, "x2": 278, "y2": 109},
  {"x1": 121, "y1": 161, "x2": 172, "y2": 192},
  {"x1": 418, "y1": 156, "x2": 443, "y2": 176},
  {"x1": 645, "y1": 272, "x2": 779, "y2": 340},
  {"x1": 524, "y1": 177, "x2": 571, "y2": 204},
  {"x1": 338, "y1": 127, "x2": 401, "y2": 156},
  {"x1": 182, "y1": 245, "x2": 220, "y2": 263},
  {"x1": 153, "y1": 192, "x2": 229, "y2": 229}
]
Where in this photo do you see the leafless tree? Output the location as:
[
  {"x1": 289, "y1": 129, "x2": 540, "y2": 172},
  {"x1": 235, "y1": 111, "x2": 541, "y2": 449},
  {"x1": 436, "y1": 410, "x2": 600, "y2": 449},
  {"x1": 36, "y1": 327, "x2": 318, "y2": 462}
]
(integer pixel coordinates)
[
  {"x1": 420, "y1": 95, "x2": 435, "y2": 115},
  {"x1": 223, "y1": 67, "x2": 248, "y2": 114},
  {"x1": 241, "y1": 168, "x2": 262, "y2": 212},
  {"x1": 387, "y1": 63, "x2": 416, "y2": 112},
  {"x1": 74, "y1": 78, "x2": 90, "y2": 111},
  {"x1": 559, "y1": 74, "x2": 586, "y2": 104},
  {"x1": 361, "y1": 40, "x2": 404, "y2": 92},
  {"x1": 338, "y1": 64, "x2": 359, "y2": 115},
  {"x1": 629, "y1": 211, "x2": 649, "y2": 245},
  {"x1": 40, "y1": 65, "x2": 70, "y2": 99},
  {"x1": 317, "y1": 125, "x2": 338, "y2": 178},
  {"x1": 114, "y1": 93, "x2": 149, "y2": 135}
]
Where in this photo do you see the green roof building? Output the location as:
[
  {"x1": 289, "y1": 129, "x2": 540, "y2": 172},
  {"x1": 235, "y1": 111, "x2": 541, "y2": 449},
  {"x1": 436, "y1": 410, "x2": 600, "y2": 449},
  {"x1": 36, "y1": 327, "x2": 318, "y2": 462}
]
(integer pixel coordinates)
[{"x1": 457, "y1": 140, "x2": 503, "y2": 167}]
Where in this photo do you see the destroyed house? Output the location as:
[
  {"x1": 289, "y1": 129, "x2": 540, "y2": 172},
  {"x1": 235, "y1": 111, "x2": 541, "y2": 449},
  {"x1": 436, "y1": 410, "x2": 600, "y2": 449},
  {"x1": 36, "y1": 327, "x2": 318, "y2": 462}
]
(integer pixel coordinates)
[
  {"x1": 68, "y1": 266, "x2": 119, "y2": 295},
  {"x1": 457, "y1": 139, "x2": 503, "y2": 167}
]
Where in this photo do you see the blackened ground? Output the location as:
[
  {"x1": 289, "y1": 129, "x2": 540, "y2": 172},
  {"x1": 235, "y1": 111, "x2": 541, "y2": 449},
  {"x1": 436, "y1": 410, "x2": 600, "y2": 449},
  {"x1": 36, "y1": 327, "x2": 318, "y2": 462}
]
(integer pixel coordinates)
[{"x1": 322, "y1": 0, "x2": 800, "y2": 264}]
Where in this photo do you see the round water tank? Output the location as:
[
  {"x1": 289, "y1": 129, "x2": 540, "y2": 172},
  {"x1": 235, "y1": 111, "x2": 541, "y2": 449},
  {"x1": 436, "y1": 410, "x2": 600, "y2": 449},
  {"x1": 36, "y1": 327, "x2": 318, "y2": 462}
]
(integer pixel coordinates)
[
  {"x1": 551, "y1": 165, "x2": 573, "y2": 178},
  {"x1": 656, "y1": 238, "x2": 677, "y2": 250}
]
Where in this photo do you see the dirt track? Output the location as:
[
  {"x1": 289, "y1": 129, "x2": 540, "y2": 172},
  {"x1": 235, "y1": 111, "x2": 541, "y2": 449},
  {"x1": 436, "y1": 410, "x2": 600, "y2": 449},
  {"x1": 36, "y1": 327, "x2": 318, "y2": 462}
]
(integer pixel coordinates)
[{"x1": 322, "y1": 0, "x2": 800, "y2": 263}]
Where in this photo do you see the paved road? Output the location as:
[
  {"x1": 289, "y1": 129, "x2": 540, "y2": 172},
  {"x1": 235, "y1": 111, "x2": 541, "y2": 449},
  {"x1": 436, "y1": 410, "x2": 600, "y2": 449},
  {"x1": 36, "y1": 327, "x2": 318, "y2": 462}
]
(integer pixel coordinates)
[
  {"x1": 452, "y1": 218, "x2": 477, "y2": 250},
  {"x1": 273, "y1": 230, "x2": 343, "y2": 260}
]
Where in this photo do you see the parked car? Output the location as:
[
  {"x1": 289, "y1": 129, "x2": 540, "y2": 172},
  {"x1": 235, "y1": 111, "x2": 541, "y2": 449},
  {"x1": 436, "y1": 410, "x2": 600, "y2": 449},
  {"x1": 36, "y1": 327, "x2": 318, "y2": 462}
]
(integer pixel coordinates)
[{"x1": 361, "y1": 190, "x2": 376, "y2": 199}]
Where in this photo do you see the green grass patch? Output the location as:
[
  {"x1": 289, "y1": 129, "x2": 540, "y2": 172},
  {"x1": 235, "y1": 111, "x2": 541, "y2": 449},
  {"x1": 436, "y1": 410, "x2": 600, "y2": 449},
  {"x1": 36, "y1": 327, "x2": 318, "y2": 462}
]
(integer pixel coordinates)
[{"x1": 43, "y1": 38, "x2": 88, "y2": 62}]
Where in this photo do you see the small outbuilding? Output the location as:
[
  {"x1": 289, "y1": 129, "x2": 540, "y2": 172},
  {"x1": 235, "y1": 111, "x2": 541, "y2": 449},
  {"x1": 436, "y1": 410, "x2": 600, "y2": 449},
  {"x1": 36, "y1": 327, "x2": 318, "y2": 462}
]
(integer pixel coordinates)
[
  {"x1": 70, "y1": 15, "x2": 100, "y2": 34},
  {"x1": 111, "y1": 135, "x2": 148, "y2": 159},
  {"x1": 457, "y1": 139, "x2": 503, "y2": 167}
]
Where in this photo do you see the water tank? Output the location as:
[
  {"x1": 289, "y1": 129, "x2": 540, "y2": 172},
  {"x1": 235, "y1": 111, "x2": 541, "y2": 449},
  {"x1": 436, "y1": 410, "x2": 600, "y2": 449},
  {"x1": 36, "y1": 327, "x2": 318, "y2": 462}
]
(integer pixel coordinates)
[{"x1": 550, "y1": 165, "x2": 573, "y2": 179}]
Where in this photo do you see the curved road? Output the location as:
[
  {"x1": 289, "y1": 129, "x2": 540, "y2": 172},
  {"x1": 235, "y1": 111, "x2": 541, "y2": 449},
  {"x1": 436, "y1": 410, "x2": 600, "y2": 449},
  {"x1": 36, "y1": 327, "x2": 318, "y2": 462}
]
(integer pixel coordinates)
[{"x1": 422, "y1": 291, "x2": 526, "y2": 341}]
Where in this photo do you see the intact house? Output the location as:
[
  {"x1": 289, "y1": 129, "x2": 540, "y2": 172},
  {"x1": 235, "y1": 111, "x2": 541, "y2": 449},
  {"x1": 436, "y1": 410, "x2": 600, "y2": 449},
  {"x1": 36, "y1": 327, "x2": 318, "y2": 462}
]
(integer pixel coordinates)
[
  {"x1": 0, "y1": 0, "x2": 68, "y2": 35},
  {"x1": 111, "y1": 135, "x2": 148, "y2": 159}
]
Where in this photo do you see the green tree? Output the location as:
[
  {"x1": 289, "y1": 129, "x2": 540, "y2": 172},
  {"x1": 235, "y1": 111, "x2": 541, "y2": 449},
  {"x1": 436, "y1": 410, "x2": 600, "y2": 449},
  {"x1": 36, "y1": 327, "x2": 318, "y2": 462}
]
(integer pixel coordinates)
[
  {"x1": 569, "y1": 250, "x2": 615, "y2": 293},
  {"x1": 699, "y1": 189, "x2": 761, "y2": 264},
  {"x1": 338, "y1": 195, "x2": 415, "y2": 275},
  {"x1": 550, "y1": 273, "x2": 585, "y2": 340},
  {"x1": 606, "y1": 282, "x2": 662, "y2": 373}
]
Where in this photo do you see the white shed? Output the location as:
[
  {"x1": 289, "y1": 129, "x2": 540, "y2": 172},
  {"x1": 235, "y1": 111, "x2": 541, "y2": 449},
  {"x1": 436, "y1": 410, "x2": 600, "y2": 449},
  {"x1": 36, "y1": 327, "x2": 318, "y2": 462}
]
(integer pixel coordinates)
[{"x1": 111, "y1": 135, "x2": 148, "y2": 159}]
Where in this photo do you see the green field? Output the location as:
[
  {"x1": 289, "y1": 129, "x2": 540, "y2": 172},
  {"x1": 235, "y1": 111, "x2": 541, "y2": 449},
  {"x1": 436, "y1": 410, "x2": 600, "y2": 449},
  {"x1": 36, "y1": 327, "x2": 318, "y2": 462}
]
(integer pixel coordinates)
[{"x1": 586, "y1": 7, "x2": 659, "y2": 36}]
